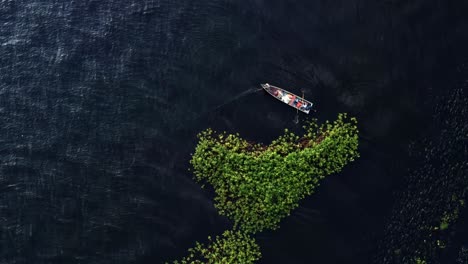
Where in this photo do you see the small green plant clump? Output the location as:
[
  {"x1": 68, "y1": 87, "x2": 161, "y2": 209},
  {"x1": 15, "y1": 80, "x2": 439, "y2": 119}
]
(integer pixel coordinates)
[
  {"x1": 172, "y1": 230, "x2": 261, "y2": 264},
  {"x1": 414, "y1": 257, "x2": 427, "y2": 264},
  {"x1": 190, "y1": 113, "x2": 359, "y2": 233}
]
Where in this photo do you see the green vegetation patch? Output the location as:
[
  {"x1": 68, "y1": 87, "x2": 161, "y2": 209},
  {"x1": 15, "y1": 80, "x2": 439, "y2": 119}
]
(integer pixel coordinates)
[
  {"x1": 190, "y1": 113, "x2": 359, "y2": 233},
  {"x1": 171, "y1": 113, "x2": 360, "y2": 263}
]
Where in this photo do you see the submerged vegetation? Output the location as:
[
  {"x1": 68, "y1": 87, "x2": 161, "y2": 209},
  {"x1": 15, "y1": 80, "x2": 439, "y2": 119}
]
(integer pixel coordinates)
[
  {"x1": 172, "y1": 113, "x2": 359, "y2": 263},
  {"x1": 376, "y1": 85, "x2": 467, "y2": 263}
]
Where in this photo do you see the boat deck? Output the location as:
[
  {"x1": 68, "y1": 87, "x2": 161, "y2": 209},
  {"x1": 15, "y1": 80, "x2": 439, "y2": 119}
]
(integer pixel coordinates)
[{"x1": 261, "y1": 83, "x2": 313, "y2": 114}]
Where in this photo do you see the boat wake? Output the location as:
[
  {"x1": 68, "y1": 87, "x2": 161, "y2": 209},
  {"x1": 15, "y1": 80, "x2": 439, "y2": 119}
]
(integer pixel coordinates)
[{"x1": 194, "y1": 87, "x2": 263, "y2": 119}]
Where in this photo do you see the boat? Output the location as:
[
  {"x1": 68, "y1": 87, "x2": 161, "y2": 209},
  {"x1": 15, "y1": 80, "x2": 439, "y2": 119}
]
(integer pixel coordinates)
[{"x1": 261, "y1": 83, "x2": 313, "y2": 114}]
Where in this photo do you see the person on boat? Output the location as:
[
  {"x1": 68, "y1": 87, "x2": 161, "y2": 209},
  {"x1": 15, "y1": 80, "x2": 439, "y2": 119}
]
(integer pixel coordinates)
[
  {"x1": 296, "y1": 100, "x2": 303, "y2": 108},
  {"x1": 303, "y1": 103, "x2": 313, "y2": 111},
  {"x1": 289, "y1": 95, "x2": 296, "y2": 105},
  {"x1": 282, "y1": 93, "x2": 292, "y2": 104}
]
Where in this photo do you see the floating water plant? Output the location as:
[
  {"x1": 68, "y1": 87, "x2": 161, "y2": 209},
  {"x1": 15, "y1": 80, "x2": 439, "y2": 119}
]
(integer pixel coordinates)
[
  {"x1": 172, "y1": 230, "x2": 261, "y2": 264},
  {"x1": 171, "y1": 113, "x2": 359, "y2": 263}
]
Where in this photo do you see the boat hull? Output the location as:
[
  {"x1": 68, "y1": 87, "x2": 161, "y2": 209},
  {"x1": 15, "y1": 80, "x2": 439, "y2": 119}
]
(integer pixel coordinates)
[{"x1": 261, "y1": 83, "x2": 313, "y2": 114}]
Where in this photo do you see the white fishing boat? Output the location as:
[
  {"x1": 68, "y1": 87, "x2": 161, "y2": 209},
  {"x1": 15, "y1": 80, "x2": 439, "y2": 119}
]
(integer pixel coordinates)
[{"x1": 261, "y1": 83, "x2": 313, "y2": 114}]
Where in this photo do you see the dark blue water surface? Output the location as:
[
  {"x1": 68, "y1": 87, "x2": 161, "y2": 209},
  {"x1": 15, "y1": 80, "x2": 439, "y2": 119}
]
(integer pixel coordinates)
[{"x1": 0, "y1": 1, "x2": 467, "y2": 263}]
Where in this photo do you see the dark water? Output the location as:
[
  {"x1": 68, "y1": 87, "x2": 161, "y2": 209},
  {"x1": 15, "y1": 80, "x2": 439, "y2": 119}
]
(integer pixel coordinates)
[{"x1": 0, "y1": 1, "x2": 467, "y2": 263}]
